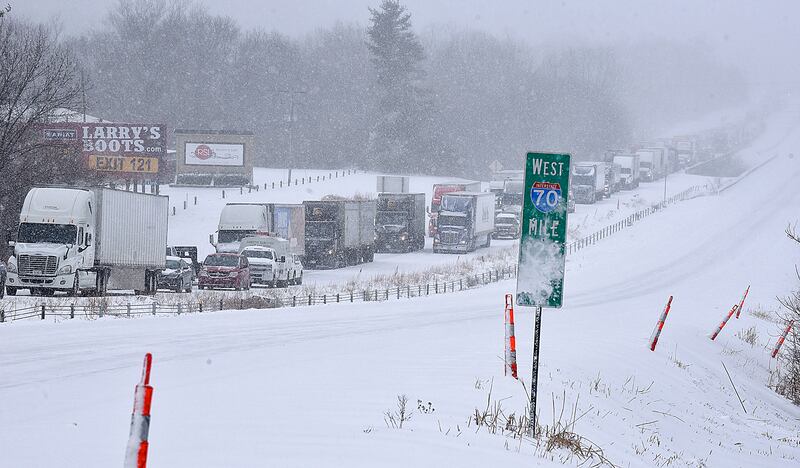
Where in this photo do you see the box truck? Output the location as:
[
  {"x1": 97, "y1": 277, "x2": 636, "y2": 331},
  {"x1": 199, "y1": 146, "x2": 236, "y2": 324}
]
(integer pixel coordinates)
[
  {"x1": 303, "y1": 200, "x2": 376, "y2": 269},
  {"x1": 5, "y1": 186, "x2": 167, "y2": 296},
  {"x1": 637, "y1": 148, "x2": 665, "y2": 181},
  {"x1": 210, "y1": 203, "x2": 304, "y2": 256},
  {"x1": 571, "y1": 162, "x2": 607, "y2": 204},
  {"x1": 433, "y1": 192, "x2": 495, "y2": 253},
  {"x1": 376, "y1": 175, "x2": 410, "y2": 193},
  {"x1": 375, "y1": 193, "x2": 426, "y2": 253}
]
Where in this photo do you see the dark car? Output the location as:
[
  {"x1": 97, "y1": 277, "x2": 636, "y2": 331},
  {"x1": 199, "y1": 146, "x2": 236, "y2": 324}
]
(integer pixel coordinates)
[
  {"x1": 0, "y1": 260, "x2": 6, "y2": 299},
  {"x1": 198, "y1": 253, "x2": 251, "y2": 291},
  {"x1": 157, "y1": 256, "x2": 194, "y2": 293}
]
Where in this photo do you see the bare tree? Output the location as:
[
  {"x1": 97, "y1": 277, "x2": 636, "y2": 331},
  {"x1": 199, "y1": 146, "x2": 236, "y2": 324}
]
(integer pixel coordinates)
[
  {"x1": 775, "y1": 223, "x2": 800, "y2": 404},
  {"x1": 0, "y1": 18, "x2": 83, "y2": 247}
]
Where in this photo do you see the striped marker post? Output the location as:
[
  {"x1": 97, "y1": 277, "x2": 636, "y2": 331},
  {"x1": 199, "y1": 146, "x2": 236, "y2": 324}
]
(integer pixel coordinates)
[
  {"x1": 504, "y1": 294, "x2": 518, "y2": 379},
  {"x1": 710, "y1": 305, "x2": 738, "y2": 341},
  {"x1": 771, "y1": 321, "x2": 795, "y2": 358},
  {"x1": 649, "y1": 296, "x2": 673, "y2": 351},
  {"x1": 124, "y1": 353, "x2": 154, "y2": 468},
  {"x1": 735, "y1": 285, "x2": 750, "y2": 319}
]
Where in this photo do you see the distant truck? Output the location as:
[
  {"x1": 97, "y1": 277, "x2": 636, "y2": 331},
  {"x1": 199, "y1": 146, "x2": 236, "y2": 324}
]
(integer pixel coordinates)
[
  {"x1": 303, "y1": 199, "x2": 376, "y2": 269},
  {"x1": 500, "y1": 179, "x2": 525, "y2": 212},
  {"x1": 637, "y1": 148, "x2": 665, "y2": 181},
  {"x1": 571, "y1": 162, "x2": 607, "y2": 204},
  {"x1": 375, "y1": 193, "x2": 426, "y2": 253},
  {"x1": 433, "y1": 192, "x2": 495, "y2": 253},
  {"x1": 239, "y1": 236, "x2": 303, "y2": 287},
  {"x1": 210, "y1": 203, "x2": 305, "y2": 256},
  {"x1": 429, "y1": 181, "x2": 482, "y2": 236},
  {"x1": 613, "y1": 154, "x2": 641, "y2": 189},
  {"x1": 493, "y1": 212, "x2": 521, "y2": 239},
  {"x1": 674, "y1": 138, "x2": 696, "y2": 167},
  {"x1": 376, "y1": 175, "x2": 410, "y2": 193},
  {"x1": 604, "y1": 163, "x2": 622, "y2": 196},
  {"x1": 5, "y1": 187, "x2": 167, "y2": 296}
]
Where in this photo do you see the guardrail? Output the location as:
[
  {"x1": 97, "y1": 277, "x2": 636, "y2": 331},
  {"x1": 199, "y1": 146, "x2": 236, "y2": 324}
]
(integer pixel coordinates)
[{"x1": 0, "y1": 183, "x2": 714, "y2": 325}]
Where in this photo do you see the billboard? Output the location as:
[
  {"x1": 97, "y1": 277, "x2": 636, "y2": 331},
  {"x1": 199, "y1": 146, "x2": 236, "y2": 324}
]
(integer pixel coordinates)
[
  {"x1": 184, "y1": 142, "x2": 244, "y2": 167},
  {"x1": 38, "y1": 123, "x2": 166, "y2": 178}
]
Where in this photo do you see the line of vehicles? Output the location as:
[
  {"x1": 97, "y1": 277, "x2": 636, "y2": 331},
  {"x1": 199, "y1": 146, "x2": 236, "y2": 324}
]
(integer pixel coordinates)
[{"x1": 0, "y1": 126, "x2": 743, "y2": 298}]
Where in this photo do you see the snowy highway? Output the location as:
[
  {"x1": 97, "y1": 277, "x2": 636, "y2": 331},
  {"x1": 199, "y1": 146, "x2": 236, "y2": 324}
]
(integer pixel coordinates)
[{"x1": 2, "y1": 108, "x2": 800, "y2": 467}]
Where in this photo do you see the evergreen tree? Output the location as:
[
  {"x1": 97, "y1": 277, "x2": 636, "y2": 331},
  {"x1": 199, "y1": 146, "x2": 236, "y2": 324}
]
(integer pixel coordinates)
[{"x1": 366, "y1": 0, "x2": 429, "y2": 172}]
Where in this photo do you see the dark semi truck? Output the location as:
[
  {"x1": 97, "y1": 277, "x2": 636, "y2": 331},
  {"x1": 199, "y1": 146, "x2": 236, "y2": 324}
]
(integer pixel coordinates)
[
  {"x1": 303, "y1": 200, "x2": 376, "y2": 269},
  {"x1": 374, "y1": 193, "x2": 426, "y2": 253}
]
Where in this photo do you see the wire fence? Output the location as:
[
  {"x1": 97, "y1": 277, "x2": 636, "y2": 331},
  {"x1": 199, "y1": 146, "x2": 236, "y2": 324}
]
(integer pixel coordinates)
[{"x1": 0, "y1": 183, "x2": 713, "y2": 325}]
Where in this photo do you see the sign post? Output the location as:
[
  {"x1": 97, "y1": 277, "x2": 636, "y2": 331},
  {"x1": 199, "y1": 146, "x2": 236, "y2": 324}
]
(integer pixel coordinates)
[{"x1": 516, "y1": 152, "x2": 571, "y2": 437}]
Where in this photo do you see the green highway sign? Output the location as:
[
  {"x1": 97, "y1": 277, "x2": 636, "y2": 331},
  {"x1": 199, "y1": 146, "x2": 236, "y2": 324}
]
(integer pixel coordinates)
[{"x1": 516, "y1": 152, "x2": 571, "y2": 308}]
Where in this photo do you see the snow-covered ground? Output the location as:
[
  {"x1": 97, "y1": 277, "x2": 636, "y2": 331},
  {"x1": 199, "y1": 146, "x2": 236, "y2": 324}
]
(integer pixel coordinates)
[{"x1": 2, "y1": 106, "x2": 800, "y2": 467}]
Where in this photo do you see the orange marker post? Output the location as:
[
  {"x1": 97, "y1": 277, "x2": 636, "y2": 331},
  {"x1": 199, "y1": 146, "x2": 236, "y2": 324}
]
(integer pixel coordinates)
[
  {"x1": 735, "y1": 285, "x2": 750, "y2": 319},
  {"x1": 124, "y1": 353, "x2": 154, "y2": 468},
  {"x1": 710, "y1": 305, "x2": 738, "y2": 341},
  {"x1": 772, "y1": 321, "x2": 794, "y2": 358},
  {"x1": 504, "y1": 294, "x2": 518, "y2": 379},
  {"x1": 649, "y1": 296, "x2": 673, "y2": 351}
]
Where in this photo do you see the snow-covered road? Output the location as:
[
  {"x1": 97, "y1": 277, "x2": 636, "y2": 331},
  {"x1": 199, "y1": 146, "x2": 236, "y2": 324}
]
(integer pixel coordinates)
[{"x1": 2, "y1": 109, "x2": 800, "y2": 467}]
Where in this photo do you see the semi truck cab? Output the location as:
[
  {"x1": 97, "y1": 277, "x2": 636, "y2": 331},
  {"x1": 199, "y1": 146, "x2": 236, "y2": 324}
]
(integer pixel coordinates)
[{"x1": 6, "y1": 188, "x2": 95, "y2": 296}]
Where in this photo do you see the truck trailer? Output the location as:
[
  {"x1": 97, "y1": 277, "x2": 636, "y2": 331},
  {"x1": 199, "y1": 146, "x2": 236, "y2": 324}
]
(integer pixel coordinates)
[
  {"x1": 613, "y1": 153, "x2": 641, "y2": 189},
  {"x1": 5, "y1": 186, "x2": 168, "y2": 296},
  {"x1": 433, "y1": 192, "x2": 495, "y2": 253},
  {"x1": 571, "y1": 162, "x2": 607, "y2": 204},
  {"x1": 637, "y1": 148, "x2": 665, "y2": 182},
  {"x1": 303, "y1": 200, "x2": 376, "y2": 269},
  {"x1": 375, "y1": 193, "x2": 426, "y2": 253}
]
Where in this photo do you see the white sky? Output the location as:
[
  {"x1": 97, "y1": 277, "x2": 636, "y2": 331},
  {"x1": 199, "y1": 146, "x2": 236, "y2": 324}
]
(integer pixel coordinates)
[{"x1": 16, "y1": 0, "x2": 800, "y2": 86}]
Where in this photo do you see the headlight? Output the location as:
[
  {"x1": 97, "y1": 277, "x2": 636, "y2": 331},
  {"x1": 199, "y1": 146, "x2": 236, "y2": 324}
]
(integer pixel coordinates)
[
  {"x1": 327, "y1": 249, "x2": 334, "y2": 255},
  {"x1": 57, "y1": 265, "x2": 73, "y2": 275},
  {"x1": 229, "y1": 271, "x2": 239, "y2": 278},
  {"x1": 400, "y1": 233, "x2": 408, "y2": 240},
  {"x1": 7, "y1": 262, "x2": 17, "y2": 273}
]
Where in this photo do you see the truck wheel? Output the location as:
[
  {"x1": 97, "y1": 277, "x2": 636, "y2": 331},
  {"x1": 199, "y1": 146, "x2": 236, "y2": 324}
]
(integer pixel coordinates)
[
  {"x1": 174, "y1": 278, "x2": 183, "y2": 293},
  {"x1": 185, "y1": 281, "x2": 193, "y2": 293},
  {"x1": 296, "y1": 274, "x2": 303, "y2": 285},
  {"x1": 6, "y1": 287, "x2": 16, "y2": 296},
  {"x1": 485, "y1": 234, "x2": 492, "y2": 248}
]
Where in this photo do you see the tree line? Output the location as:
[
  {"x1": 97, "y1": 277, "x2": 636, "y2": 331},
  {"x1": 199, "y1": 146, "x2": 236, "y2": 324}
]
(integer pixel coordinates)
[{"x1": 0, "y1": 0, "x2": 747, "y2": 236}]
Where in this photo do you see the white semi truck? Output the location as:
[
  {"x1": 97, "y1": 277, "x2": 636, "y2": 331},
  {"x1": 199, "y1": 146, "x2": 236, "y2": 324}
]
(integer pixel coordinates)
[
  {"x1": 637, "y1": 148, "x2": 665, "y2": 182},
  {"x1": 211, "y1": 203, "x2": 305, "y2": 256},
  {"x1": 433, "y1": 192, "x2": 495, "y2": 253},
  {"x1": 571, "y1": 162, "x2": 607, "y2": 204},
  {"x1": 613, "y1": 153, "x2": 641, "y2": 189},
  {"x1": 5, "y1": 186, "x2": 168, "y2": 296}
]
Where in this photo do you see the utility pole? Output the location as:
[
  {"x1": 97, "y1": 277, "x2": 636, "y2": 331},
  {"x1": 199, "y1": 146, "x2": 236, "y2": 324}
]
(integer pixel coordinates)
[{"x1": 281, "y1": 89, "x2": 306, "y2": 186}]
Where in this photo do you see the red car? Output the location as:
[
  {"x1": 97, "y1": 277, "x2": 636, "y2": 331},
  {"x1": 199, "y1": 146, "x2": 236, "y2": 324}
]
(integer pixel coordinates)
[{"x1": 198, "y1": 253, "x2": 251, "y2": 291}]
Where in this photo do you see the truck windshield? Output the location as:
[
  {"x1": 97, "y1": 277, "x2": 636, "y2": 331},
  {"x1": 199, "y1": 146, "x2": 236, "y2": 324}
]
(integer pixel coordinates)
[
  {"x1": 620, "y1": 168, "x2": 631, "y2": 174},
  {"x1": 438, "y1": 215, "x2": 467, "y2": 227},
  {"x1": 440, "y1": 196, "x2": 472, "y2": 213},
  {"x1": 218, "y1": 230, "x2": 256, "y2": 243},
  {"x1": 376, "y1": 212, "x2": 406, "y2": 226},
  {"x1": 242, "y1": 250, "x2": 274, "y2": 259},
  {"x1": 205, "y1": 255, "x2": 239, "y2": 267},
  {"x1": 640, "y1": 161, "x2": 652, "y2": 168},
  {"x1": 501, "y1": 192, "x2": 523, "y2": 207},
  {"x1": 165, "y1": 259, "x2": 181, "y2": 270},
  {"x1": 306, "y1": 222, "x2": 336, "y2": 239},
  {"x1": 572, "y1": 175, "x2": 595, "y2": 186},
  {"x1": 17, "y1": 223, "x2": 77, "y2": 244}
]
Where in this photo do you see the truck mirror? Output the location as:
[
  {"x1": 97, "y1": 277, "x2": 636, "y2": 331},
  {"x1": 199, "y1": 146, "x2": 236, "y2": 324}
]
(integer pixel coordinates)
[
  {"x1": 86, "y1": 233, "x2": 92, "y2": 246},
  {"x1": 280, "y1": 255, "x2": 286, "y2": 263},
  {"x1": 209, "y1": 233, "x2": 215, "y2": 246},
  {"x1": 7, "y1": 240, "x2": 15, "y2": 247}
]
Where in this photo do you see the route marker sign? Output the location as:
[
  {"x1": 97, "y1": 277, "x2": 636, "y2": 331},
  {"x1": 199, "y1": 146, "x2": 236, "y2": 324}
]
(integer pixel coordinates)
[
  {"x1": 515, "y1": 151, "x2": 571, "y2": 438},
  {"x1": 516, "y1": 152, "x2": 571, "y2": 308}
]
